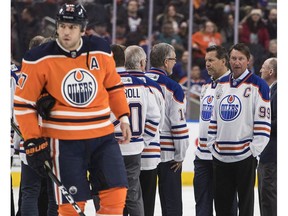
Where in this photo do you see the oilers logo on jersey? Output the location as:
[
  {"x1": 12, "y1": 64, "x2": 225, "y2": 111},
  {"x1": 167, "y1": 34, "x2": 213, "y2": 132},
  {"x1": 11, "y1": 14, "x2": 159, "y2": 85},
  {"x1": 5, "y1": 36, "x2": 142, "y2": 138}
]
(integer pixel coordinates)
[
  {"x1": 219, "y1": 95, "x2": 241, "y2": 121},
  {"x1": 201, "y1": 95, "x2": 214, "y2": 121},
  {"x1": 62, "y1": 68, "x2": 97, "y2": 107}
]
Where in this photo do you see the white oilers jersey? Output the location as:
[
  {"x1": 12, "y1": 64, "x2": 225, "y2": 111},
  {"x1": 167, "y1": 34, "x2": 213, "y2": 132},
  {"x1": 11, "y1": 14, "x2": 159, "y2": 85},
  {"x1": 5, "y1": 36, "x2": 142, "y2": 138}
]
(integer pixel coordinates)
[
  {"x1": 147, "y1": 68, "x2": 190, "y2": 162},
  {"x1": 111, "y1": 72, "x2": 161, "y2": 156},
  {"x1": 207, "y1": 71, "x2": 271, "y2": 163},
  {"x1": 197, "y1": 72, "x2": 230, "y2": 160},
  {"x1": 127, "y1": 70, "x2": 165, "y2": 170}
]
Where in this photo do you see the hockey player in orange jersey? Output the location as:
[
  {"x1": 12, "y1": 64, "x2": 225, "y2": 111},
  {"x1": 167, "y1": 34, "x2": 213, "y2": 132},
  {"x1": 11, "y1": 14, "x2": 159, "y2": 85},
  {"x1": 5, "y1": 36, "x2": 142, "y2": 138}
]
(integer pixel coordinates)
[{"x1": 14, "y1": 3, "x2": 131, "y2": 216}]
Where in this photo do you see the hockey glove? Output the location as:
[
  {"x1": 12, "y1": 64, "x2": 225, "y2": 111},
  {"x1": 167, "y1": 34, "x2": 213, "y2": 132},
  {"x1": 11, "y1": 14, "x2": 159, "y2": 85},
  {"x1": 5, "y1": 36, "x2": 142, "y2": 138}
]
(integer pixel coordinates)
[
  {"x1": 24, "y1": 137, "x2": 51, "y2": 177},
  {"x1": 36, "y1": 93, "x2": 55, "y2": 120}
]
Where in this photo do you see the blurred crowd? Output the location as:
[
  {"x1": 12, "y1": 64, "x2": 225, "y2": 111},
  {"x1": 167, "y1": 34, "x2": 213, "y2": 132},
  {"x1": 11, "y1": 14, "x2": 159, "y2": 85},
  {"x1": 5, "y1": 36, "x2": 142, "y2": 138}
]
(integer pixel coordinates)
[{"x1": 11, "y1": 0, "x2": 277, "y2": 94}]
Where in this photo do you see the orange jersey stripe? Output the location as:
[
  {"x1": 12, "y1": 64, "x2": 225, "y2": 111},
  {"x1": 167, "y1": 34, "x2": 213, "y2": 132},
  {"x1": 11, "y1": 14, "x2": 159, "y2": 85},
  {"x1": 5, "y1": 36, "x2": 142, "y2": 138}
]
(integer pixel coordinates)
[
  {"x1": 216, "y1": 142, "x2": 250, "y2": 151},
  {"x1": 172, "y1": 129, "x2": 189, "y2": 134},
  {"x1": 142, "y1": 149, "x2": 161, "y2": 152},
  {"x1": 254, "y1": 127, "x2": 271, "y2": 133}
]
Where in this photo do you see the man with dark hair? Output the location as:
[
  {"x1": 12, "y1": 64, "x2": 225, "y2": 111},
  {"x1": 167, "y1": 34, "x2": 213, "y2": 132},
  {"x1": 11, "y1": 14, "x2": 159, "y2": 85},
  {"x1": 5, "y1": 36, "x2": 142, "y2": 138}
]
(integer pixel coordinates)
[
  {"x1": 111, "y1": 44, "x2": 127, "y2": 67},
  {"x1": 194, "y1": 45, "x2": 238, "y2": 216},
  {"x1": 14, "y1": 3, "x2": 131, "y2": 216},
  {"x1": 207, "y1": 43, "x2": 271, "y2": 216}
]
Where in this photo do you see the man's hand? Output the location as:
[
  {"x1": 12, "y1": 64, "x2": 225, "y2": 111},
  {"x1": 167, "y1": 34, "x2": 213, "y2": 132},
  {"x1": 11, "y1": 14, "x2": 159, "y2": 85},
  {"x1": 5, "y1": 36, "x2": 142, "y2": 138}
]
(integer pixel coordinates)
[
  {"x1": 170, "y1": 160, "x2": 183, "y2": 172},
  {"x1": 119, "y1": 122, "x2": 132, "y2": 144},
  {"x1": 36, "y1": 93, "x2": 55, "y2": 120},
  {"x1": 24, "y1": 137, "x2": 51, "y2": 177},
  {"x1": 118, "y1": 116, "x2": 131, "y2": 144}
]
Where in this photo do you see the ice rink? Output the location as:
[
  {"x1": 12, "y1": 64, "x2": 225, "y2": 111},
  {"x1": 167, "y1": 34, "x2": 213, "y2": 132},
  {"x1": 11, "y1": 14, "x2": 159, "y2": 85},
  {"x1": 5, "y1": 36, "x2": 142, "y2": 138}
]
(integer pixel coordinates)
[{"x1": 13, "y1": 186, "x2": 261, "y2": 215}]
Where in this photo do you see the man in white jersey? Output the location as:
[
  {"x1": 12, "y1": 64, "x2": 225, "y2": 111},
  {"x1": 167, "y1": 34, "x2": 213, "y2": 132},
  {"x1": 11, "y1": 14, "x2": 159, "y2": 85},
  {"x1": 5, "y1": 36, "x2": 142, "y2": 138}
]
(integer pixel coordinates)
[
  {"x1": 124, "y1": 45, "x2": 165, "y2": 216},
  {"x1": 194, "y1": 45, "x2": 237, "y2": 216},
  {"x1": 146, "y1": 43, "x2": 190, "y2": 216},
  {"x1": 207, "y1": 43, "x2": 271, "y2": 216},
  {"x1": 110, "y1": 44, "x2": 161, "y2": 216}
]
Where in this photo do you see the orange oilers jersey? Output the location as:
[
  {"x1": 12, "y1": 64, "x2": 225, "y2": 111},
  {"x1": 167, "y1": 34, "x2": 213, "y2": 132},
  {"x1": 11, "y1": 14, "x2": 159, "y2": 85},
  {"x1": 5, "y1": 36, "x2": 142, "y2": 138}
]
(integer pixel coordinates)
[{"x1": 14, "y1": 36, "x2": 130, "y2": 140}]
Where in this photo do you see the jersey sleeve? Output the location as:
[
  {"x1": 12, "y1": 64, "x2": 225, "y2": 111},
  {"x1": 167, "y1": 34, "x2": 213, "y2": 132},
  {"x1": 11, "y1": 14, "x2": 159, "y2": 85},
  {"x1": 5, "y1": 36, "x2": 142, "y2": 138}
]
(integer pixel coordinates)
[
  {"x1": 249, "y1": 82, "x2": 271, "y2": 157},
  {"x1": 168, "y1": 87, "x2": 190, "y2": 162},
  {"x1": 143, "y1": 87, "x2": 161, "y2": 146},
  {"x1": 141, "y1": 83, "x2": 164, "y2": 170},
  {"x1": 13, "y1": 60, "x2": 44, "y2": 140},
  {"x1": 149, "y1": 86, "x2": 165, "y2": 132}
]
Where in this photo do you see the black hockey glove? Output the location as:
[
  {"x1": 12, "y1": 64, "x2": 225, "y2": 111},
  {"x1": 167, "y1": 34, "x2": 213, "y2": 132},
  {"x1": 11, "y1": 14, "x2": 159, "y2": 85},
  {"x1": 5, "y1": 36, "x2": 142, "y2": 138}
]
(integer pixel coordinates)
[
  {"x1": 24, "y1": 137, "x2": 51, "y2": 177},
  {"x1": 36, "y1": 93, "x2": 55, "y2": 120}
]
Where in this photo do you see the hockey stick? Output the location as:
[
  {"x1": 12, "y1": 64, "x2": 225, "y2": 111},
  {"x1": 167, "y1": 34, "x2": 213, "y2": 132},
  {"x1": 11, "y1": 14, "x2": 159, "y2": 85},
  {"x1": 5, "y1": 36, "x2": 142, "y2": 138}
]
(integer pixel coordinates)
[
  {"x1": 11, "y1": 118, "x2": 23, "y2": 140},
  {"x1": 10, "y1": 119, "x2": 86, "y2": 216},
  {"x1": 44, "y1": 161, "x2": 86, "y2": 216}
]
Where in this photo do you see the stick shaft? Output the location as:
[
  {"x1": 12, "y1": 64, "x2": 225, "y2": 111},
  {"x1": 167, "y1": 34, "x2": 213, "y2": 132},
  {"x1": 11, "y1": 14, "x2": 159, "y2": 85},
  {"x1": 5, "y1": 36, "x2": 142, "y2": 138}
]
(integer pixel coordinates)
[{"x1": 11, "y1": 119, "x2": 86, "y2": 216}]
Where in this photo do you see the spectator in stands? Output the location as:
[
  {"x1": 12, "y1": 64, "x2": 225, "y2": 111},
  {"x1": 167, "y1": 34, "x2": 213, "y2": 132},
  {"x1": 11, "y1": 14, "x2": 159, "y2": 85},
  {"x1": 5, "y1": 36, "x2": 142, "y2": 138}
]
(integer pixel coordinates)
[
  {"x1": 177, "y1": 21, "x2": 189, "y2": 48},
  {"x1": 209, "y1": 3, "x2": 227, "y2": 30},
  {"x1": 248, "y1": 54, "x2": 256, "y2": 74},
  {"x1": 171, "y1": 50, "x2": 189, "y2": 82},
  {"x1": 126, "y1": 28, "x2": 149, "y2": 55},
  {"x1": 86, "y1": 21, "x2": 112, "y2": 44},
  {"x1": 19, "y1": 6, "x2": 42, "y2": 60},
  {"x1": 156, "y1": 3, "x2": 185, "y2": 33},
  {"x1": 265, "y1": 39, "x2": 277, "y2": 58},
  {"x1": 255, "y1": 38, "x2": 277, "y2": 76},
  {"x1": 239, "y1": 8, "x2": 270, "y2": 50},
  {"x1": 239, "y1": 8, "x2": 270, "y2": 77},
  {"x1": 154, "y1": 20, "x2": 185, "y2": 61},
  {"x1": 220, "y1": 13, "x2": 235, "y2": 50},
  {"x1": 33, "y1": 1, "x2": 58, "y2": 21},
  {"x1": 239, "y1": 5, "x2": 254, "y2": 23},
  {"x1": 170, "y1": 0, "x2": 190, "y2": 21},
  {"x1": 115, "y1": 19, "x2": 129, "y2": 45},
  {"x1": 192, "y1": 0, "x2": 210, "y2": 28},
  {"x1": 84, "y1": 1, "x2": 110, "y2": 26},
  {"x1": 179, "y1": 65, "x2": 206, "y2": 101},
  {"x1": 124, "y1": 0, "x2": 144, "y2": 33},
  {"x1": 192, "y1": 20, "x2": 222, "y2": 69},
  {"x1": 265, "y1": 8, "x2": 277, "y2": 40},
  {"x1": 153, "y1": 0, "x2": 173, "y2": 23}
]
